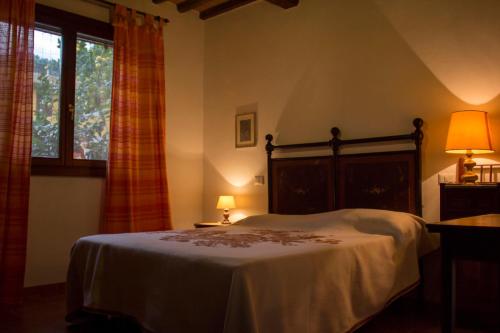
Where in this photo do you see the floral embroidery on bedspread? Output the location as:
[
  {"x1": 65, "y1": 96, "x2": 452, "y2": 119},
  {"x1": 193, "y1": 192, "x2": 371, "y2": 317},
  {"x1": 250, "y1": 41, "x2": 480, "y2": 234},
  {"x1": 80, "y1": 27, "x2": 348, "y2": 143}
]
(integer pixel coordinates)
[{"x1": 159, "y1": 229, "x2": 341, "y2": 248}]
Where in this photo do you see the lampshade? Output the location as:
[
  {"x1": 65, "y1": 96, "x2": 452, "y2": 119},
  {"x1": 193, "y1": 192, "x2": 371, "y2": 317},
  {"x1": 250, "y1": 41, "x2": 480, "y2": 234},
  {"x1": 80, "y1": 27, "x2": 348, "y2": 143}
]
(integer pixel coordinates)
[
  {"x1": 216, "y1": 196, "x2": 236, "y2": 209},
  {"x1": 445, "y1": 110, "x2": 494, "y2": 154}
]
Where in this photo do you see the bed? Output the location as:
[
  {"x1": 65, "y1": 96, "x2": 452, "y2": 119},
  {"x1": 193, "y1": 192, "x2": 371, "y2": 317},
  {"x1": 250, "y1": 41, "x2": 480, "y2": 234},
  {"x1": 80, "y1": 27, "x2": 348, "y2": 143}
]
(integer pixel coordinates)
[{"x1": 66, "y1": 118, "x2": 437, "y2": 333}]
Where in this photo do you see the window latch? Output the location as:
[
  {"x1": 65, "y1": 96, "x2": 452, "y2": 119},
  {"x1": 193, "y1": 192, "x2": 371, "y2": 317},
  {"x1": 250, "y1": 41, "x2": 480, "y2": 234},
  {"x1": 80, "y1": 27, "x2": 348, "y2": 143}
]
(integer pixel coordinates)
[{"x1": 68, "y1": 104, "x2": 75, "y2": 121}]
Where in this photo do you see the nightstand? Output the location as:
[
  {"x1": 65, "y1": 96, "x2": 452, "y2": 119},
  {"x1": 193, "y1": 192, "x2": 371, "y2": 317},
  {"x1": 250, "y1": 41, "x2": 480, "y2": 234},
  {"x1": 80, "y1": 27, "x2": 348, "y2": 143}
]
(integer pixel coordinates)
[
  {"x1": 193, "y1": 222, "x2": 229, "y2": 228},
  {"x1": 427, "y1": 215, "x2": 500, "y2": 333}
]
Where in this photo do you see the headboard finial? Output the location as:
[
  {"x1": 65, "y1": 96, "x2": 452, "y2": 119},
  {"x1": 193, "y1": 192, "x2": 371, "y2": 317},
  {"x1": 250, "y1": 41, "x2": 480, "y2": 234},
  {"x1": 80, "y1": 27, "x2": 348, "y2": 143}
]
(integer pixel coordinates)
[
  {"x1": 265, "y1": 134, "x2": 274, "y2": 156},
  {"x1": 412, "y1": 118, "x2": 424, "y2": 143},
  {"x1": 413, "y1": 118, "x2": 423, "y2": 130},
  {"x1": 331, "y1": 127, "x2": 340, "y2": 138}
]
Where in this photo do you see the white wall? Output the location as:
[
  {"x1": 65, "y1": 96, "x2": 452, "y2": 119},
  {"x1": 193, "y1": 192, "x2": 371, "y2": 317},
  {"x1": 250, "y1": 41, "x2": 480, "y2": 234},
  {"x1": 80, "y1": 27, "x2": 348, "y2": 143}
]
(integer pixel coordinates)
[
  {"x1": 202, "y1": 0, "x2": 500, "y2": 223},
  {"x1": 25, "y1": 0, "x2": 204, "y2": 287}
]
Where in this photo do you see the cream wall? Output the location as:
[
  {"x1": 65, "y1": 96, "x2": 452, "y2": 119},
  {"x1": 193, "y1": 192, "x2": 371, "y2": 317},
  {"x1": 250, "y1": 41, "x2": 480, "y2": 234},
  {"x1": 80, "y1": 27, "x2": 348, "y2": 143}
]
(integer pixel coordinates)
[
  {"x1": 25, "y1": 0, "x2": 204, "y2": 287},
  {"x1": 202, "y1": 0, "x2": 500, "y2": 222}
]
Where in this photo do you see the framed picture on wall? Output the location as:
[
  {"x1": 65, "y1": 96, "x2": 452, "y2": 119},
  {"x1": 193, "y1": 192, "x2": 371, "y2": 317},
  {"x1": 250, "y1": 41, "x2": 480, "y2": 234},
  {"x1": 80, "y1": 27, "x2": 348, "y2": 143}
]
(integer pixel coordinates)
[{"x1": 235, "y1": 112, "x2": 256, "y2": 148}]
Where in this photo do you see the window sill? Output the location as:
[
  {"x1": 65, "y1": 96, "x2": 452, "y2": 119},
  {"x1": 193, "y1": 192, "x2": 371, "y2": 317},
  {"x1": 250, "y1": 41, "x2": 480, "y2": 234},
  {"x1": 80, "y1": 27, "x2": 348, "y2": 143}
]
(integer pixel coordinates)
[{"x1": 31, "y1": 164, "x2": 106, "y2": 177}]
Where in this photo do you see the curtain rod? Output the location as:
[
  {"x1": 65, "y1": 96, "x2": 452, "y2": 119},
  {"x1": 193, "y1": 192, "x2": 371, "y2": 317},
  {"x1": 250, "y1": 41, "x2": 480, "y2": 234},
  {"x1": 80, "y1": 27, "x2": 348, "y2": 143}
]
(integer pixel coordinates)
[{"x1": 82, "y1": 0, "x2": 170, "y2": 23}]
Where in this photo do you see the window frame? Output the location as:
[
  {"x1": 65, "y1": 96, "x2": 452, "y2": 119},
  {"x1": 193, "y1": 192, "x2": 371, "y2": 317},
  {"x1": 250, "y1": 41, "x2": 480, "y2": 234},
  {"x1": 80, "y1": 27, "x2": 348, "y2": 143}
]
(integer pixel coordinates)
[{"x1": 32, "y1": 4, "x2": 113, "y2": 177}]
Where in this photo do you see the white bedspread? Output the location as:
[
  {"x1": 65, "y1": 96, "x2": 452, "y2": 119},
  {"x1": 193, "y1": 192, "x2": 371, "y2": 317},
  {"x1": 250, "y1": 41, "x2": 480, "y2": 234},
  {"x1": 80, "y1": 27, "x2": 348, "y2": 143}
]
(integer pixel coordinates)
[{"x1": 66, "y1": 209, "x2": 437, "y2": 333}]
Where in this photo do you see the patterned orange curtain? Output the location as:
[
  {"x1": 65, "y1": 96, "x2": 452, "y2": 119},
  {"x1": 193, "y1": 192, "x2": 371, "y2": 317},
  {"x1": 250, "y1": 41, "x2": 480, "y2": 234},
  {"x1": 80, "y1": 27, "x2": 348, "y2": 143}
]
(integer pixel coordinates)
[
  {"x1": 0, "y1": 0, "x2": 35, "y2": 305},
  {"x1": 104, "y1": 5, "x2": 171, "y2": 233}
]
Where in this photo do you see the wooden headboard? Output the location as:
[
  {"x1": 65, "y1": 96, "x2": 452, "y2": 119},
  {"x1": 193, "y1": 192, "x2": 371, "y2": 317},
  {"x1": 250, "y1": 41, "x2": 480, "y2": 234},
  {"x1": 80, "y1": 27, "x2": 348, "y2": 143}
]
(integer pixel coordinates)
[{"x1": 265, "y1": 118, "x2": 423, "y2": 216}]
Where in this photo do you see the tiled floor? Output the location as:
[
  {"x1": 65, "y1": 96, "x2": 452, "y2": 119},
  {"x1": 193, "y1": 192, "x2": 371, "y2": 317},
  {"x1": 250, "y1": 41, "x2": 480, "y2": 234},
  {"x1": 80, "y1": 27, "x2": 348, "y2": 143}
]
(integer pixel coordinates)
[{"x1": 1, "y1": 286, "x2": 498, "y2": 333}]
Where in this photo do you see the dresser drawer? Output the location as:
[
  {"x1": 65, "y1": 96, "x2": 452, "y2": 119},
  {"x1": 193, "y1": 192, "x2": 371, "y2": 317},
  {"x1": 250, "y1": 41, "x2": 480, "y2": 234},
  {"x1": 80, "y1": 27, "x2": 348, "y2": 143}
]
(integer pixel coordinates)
[{"x1": 440, "y1": 184, "x2": 500, "y2": 220}]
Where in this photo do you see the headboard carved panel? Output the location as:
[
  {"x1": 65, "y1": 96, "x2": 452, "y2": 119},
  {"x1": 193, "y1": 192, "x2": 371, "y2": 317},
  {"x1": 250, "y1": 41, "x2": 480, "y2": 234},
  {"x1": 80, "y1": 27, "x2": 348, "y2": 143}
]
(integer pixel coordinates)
[
  {"x1": 271, "y1": 157, "x2": 333, "y2": 214},
  {"x1": 336, "y1": 152, "x2": 416, "y2": 214},
  {"x1": 265, "y1": 118, "x2": 423, "y2": 216}
]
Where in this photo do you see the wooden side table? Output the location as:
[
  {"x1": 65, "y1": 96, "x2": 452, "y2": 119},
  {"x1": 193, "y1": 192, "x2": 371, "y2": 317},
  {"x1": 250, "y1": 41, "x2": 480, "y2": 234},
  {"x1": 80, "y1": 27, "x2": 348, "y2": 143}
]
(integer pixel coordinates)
[
  {"x1": 427, "y1": 215, "x2": 500, "y2": 333},
  {"x1": 440, "y1": 183, "x2": 500, "y2": 326},
  {"x1": 193, "y1": 222, "x2": 230, "y2": 228}
]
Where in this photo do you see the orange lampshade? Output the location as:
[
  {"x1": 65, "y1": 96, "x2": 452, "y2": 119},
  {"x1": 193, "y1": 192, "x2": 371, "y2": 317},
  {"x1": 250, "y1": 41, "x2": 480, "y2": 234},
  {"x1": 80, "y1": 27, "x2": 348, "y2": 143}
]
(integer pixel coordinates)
[
  {"x1": 445, "y1": 110, "x2": 494, "y2": 154},
  {"x1": 216, "y1": 195, "x2": 236, "y2": 209}
]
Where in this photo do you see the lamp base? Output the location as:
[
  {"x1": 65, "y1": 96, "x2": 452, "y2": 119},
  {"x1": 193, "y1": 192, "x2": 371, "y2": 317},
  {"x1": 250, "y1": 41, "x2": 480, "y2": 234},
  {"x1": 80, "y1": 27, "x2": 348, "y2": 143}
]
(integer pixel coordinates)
[
  {"x1": 461, "y1": 153, "x2": 478, "y2": 184},
  {"x1": 222, "y1": 209, "x2": 231, "y2": 224}
]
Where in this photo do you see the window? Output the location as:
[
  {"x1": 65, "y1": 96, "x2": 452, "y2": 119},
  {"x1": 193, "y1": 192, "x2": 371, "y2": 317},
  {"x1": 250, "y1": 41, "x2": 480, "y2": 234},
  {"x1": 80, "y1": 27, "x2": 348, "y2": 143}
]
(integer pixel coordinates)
[
  {"x1": 32, "y1": 28, "x2": 62, "y2": 159},
  {"x1": 32, "y1": 5, "x2": 113, "y2": 176}
]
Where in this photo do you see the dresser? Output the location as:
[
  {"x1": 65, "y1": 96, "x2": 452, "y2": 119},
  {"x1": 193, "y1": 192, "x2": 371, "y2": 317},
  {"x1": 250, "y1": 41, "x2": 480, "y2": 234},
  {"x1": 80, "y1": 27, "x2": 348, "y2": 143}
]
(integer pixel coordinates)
[
  {"x1": 440, "y1": 183, "x2": 500, "y2": 220},
  {"x1": 439, "y1": 183, "x2": 500, "y2": 329}
]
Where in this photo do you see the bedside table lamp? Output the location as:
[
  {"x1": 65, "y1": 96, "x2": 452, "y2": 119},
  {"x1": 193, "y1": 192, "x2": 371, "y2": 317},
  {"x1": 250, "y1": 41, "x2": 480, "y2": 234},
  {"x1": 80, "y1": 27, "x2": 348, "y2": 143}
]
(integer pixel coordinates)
[
  {"x1": 216, "y1": 195, "x2": 236, "y2": 224},
  {"x1": 445, "y1": 110, "x2": 494, "y2": 183}
]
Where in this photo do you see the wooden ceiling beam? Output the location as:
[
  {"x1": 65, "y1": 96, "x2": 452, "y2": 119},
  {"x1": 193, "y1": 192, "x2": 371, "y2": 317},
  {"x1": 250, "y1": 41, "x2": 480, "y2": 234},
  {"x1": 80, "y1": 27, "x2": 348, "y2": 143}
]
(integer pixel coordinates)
[
  {"x1": 177, "y1": 0, "x2": 213, "y2": 13},
  {"x1": 200, "y1": 0, "x2": 256, "y2": 20},
  {"x1": 265, "y1": 0, "x2": 299, "y2": 9}
]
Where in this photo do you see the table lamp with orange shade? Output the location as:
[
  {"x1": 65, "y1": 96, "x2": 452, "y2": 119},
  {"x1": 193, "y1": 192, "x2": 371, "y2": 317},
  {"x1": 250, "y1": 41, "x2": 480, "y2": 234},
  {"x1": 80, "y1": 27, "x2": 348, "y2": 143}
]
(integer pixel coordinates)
[{"x1": 445, "y1": 110, "x2": 494, "y2": 183}]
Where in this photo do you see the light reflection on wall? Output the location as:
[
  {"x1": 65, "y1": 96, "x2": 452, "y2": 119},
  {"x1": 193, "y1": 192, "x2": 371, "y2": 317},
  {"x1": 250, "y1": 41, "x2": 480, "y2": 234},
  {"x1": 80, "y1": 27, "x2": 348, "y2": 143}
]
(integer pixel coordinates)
[
  {"x1": 205, "y1": 155, "x2": 266, "y2": 221},
  {"x1": 375, "y1": 0, "x2": 500, "y2": 105},
  {"x1": 223, "y1": 172, "x2": 254, "y2": 188},
  {"x1": 210, "y1": 155, "x2": 262, "y2": 189}
]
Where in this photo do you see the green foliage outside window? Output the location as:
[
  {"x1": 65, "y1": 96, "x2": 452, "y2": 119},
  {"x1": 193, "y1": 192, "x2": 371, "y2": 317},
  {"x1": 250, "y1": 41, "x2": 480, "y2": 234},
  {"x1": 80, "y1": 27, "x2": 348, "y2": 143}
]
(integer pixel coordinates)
[
  {"x1": 32, "y1": 33, "x2": 61, "y2": 158},
  {"x1": 32, "y1": 30, "x2": 113, "y2": 161},
  {"x1": 74, "y1": 39, "x2": 113, "y2": 161}
]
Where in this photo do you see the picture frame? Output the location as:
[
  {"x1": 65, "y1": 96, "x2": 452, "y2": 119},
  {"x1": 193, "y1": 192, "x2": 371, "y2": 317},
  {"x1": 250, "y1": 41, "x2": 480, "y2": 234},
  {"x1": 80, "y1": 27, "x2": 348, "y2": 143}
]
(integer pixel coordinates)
[{"x1": 235, "y1": 112, "x2": 256, "y2": 148}]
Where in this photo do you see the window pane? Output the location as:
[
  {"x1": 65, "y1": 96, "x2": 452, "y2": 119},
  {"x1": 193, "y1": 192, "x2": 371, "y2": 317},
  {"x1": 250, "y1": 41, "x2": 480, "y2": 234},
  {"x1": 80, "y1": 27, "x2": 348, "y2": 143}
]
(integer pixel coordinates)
[
  {"x1": 73, "y1": 36, "x2": 113, "y2": 161},
  {"x1": 32, "y1": 29, "x2": 62, "y2": 158}
]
